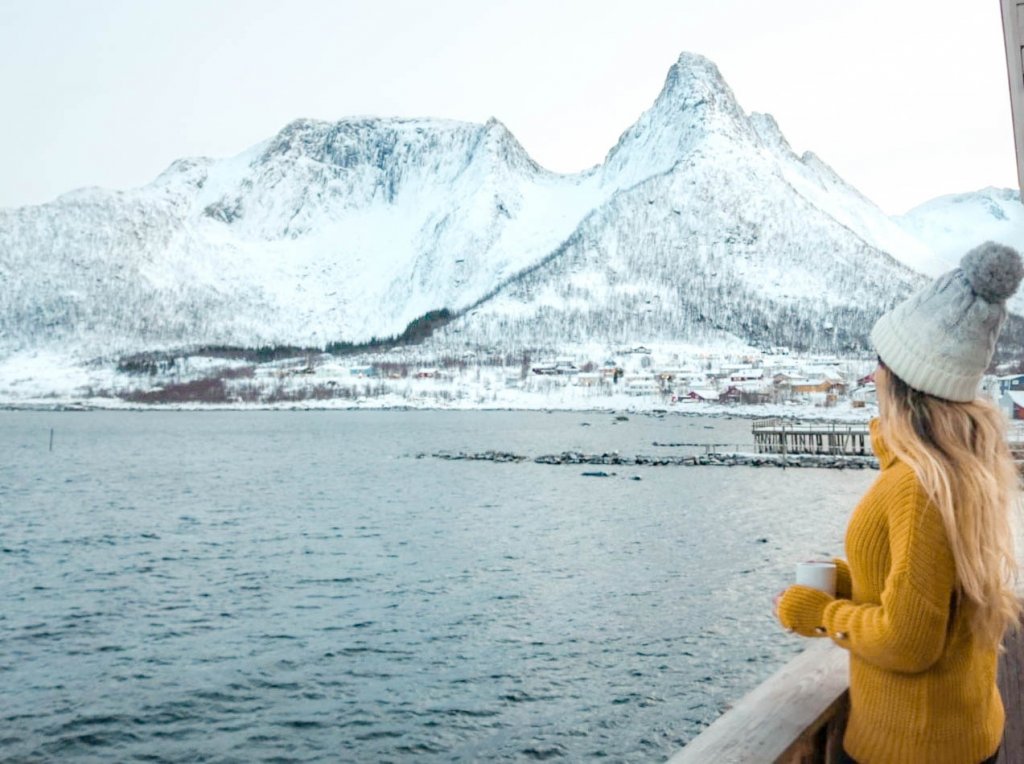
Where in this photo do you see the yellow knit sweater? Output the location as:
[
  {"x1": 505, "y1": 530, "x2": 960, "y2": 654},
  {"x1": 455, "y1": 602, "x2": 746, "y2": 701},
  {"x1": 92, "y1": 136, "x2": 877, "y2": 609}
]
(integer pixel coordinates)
[{"x1": 777, "y1": 418, "x2": 1003, "y2": 764}]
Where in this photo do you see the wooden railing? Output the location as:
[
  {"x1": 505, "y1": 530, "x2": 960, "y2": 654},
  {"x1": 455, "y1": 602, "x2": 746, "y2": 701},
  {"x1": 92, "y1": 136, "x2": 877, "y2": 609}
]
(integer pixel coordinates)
[
  {"x1": 666, "y1": 641, "x2": 848, "y2": 764},
  {"x1": 751, "y1": 420, "x2": 871, "y2": 457},
  {"x1": 667, "y1": 611, "x2": 1024, "y2": 763}
]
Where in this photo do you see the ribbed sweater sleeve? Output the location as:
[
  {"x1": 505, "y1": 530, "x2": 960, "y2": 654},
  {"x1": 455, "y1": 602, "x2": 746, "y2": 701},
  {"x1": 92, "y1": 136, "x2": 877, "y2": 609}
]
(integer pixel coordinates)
[{"x1": 821, "y1": 470, "x2": 956, "y2": 674}]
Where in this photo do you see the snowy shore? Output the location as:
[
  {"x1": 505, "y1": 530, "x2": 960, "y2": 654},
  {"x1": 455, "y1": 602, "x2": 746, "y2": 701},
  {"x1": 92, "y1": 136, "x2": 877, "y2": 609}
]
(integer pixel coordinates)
[
  {"x1": 0, "y1": 394, "x2": 877, "y2": 422},
  {"x1": 0, "y1": 351, "x2": 877, "y2": 420}
]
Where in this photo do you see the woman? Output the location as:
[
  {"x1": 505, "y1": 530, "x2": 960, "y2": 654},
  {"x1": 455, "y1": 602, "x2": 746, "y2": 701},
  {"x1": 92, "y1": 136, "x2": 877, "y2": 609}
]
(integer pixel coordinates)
[{"x1": 775, "y1": 241, "x2": 1023, "y2": 764}]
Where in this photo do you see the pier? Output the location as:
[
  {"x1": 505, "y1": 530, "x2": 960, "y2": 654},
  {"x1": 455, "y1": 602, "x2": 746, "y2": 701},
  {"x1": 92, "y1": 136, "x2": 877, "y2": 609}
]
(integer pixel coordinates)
[
  {"x1": 753, "y1": 420, "x2": 871, "y2": 456},
  {"x1": 754, "y1": 420, "x2": 1024, "y2": 467}
]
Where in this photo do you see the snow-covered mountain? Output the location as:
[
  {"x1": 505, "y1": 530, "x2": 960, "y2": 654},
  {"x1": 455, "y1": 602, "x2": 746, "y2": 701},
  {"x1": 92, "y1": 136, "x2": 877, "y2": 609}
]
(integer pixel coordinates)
[
  {"x1": 2, "y1": 52, "x2": 1018, "y2": 367},
  {"x1": 891, "y1": 188, "x2": 1024, "y2": 315},
  {"x1": 895, "y1": 187, "x2": 1024, "y2": 271},
  {"x1": 429, "y1": 56, "x2": 937, "y2": 355},
  {"x1": 0, "y1": 117, "x2": 607, "y2": 356}
]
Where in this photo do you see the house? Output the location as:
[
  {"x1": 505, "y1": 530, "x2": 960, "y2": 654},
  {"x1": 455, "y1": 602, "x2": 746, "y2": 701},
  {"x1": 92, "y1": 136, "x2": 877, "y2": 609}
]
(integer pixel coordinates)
[
  {"x1": 683, "y1": 388, "x2": 720, "y2": 403},
  {"x1": 822, "y1": 375, "x2": 848, "y2": 394},
  {"x1": 730, "y1": 368, "x2": 765, "y2": 383},
  {"x1": 791, "y1": 379, "x2": 831, "y2": 394},
  {"x1": 790, "y1": 377, "x2": 846, "y2": 395},
  {"x1": 852, "y1": 383, "x2": 878, "y2": 407},
  {"x1": 624, "y1": 374, "x2": 659, "y2": 395},
  {"x1": 720, "y1": 386, "x2": 743, "y2": 404},
  {"x1": 657, "y1": 368, "x2": 700, "y2": 387},
  {"x1": 736, "y1": 379, "x2": 774, "y2": 396},
  {"x1": 574, "y1": 373, "x2": 602, "y2": 388},
  {"x1": 996, "y1": 374, "x2": 1024, "y2": 396},
  {"x1": 600, "y1": 363, "x2": 624, "y2": 382},
  {"x1": 533, "y1": 360, "x2": 578, "y2": 376},
  {"x1": 1003, "y1": 390, "x2": 1024, "y2": 420}
]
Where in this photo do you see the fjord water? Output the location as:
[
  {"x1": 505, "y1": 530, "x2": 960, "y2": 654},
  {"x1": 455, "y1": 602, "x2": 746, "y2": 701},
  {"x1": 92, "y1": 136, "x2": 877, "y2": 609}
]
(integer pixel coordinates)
[{"x1": 0, "y1": 411, "x2": 874, "y2": 762}]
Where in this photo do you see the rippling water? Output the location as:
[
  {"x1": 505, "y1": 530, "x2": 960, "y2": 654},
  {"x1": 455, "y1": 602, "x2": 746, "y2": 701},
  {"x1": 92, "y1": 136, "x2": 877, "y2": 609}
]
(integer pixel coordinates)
[{"x1": 0, "y1": 410, "x2": 875, "y2": 762}]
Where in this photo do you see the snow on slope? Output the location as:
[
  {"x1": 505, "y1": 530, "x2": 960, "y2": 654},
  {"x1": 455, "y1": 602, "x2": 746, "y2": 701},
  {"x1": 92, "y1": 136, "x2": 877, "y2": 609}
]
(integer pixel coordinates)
[
  {"x1": 748, "y1": 113, "x2": 936, "y2": 275},
  {"x1": 894, "y1": 187, "x2": 1024, "y2": 271}
]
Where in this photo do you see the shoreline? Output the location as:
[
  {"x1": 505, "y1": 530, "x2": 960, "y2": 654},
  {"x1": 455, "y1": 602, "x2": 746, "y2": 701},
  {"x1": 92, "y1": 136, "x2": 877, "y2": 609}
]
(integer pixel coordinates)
[{"x1": 0, "y1": 399, "x2": 876, "y2": 422}]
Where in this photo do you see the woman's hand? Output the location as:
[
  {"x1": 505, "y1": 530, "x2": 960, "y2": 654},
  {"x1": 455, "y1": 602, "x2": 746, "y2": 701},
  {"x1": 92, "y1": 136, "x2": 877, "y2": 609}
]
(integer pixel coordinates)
[
  {"x1": 776, "y1": 585, "x2": 836, "y2": 637},
  {"x1": 772, "y1": 590, "x2": 784, "y2": 620}
]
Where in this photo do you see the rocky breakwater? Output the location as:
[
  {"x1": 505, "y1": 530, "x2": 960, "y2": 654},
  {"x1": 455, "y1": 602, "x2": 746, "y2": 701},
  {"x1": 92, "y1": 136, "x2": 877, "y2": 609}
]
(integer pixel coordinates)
[
  {"x1": 427, "y1": 450, "x2": 528, "y2": 463},
  {"x1": 426, "y1": 450, "x2": 878, "y2": 470}
]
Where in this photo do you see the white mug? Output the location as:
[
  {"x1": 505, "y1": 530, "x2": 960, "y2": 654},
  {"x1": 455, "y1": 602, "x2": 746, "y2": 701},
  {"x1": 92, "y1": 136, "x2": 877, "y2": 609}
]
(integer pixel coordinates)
[{"x1": 795, "y1": 561, "x2": 837, "y2": 596}]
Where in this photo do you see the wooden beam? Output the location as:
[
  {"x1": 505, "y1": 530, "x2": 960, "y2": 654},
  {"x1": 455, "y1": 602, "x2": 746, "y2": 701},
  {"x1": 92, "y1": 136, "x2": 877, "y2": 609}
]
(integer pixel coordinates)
[{"x1": 1001, "y1": 0, "x2": 1024, "y2": 200}]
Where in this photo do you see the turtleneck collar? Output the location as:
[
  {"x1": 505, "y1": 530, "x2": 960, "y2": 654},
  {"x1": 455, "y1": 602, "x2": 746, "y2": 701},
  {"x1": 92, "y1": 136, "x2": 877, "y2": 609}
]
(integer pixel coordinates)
[{"x1": 869, "y1": 417, "x2": 899, "y2": 470}]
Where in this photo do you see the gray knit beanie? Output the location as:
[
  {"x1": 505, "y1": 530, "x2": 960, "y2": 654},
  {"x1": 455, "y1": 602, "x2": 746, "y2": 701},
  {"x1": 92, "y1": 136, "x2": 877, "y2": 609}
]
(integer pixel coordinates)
[{"x1": 870, "y1": 241, "x2": 1024, "y2": 402}]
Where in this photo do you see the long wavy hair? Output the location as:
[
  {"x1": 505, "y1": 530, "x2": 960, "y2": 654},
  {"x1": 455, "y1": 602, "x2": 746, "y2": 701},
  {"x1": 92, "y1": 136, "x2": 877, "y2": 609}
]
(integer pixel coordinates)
[{"x1": 876, "y1": 363, "x2": 1020, "y2": 648}]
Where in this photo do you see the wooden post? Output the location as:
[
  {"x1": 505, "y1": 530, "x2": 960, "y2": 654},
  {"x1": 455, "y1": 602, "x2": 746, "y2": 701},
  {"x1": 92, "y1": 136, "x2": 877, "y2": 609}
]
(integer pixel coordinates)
[{"x1": 1002, "y1": 0, "x2": 1024, "y2": 200}]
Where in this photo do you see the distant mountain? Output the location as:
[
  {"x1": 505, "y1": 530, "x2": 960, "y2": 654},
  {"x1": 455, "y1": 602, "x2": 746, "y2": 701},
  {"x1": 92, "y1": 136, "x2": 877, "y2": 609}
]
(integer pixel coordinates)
[
  {"x1": 2, "y1": 52, "x2": 1019, "y2": 366},
  {"x1": 891, "y1": 188, "x2": 1024, "y2": 311}
]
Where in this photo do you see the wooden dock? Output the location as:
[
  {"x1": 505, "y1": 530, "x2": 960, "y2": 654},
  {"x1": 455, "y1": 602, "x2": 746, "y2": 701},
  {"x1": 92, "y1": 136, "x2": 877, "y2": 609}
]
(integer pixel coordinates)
[
  {"x1": 754, "y1": 420, "x2": 1024, "y2": 464},
  {"x1": 752, "y1": 420, "x2": 871, "y2": 457}
]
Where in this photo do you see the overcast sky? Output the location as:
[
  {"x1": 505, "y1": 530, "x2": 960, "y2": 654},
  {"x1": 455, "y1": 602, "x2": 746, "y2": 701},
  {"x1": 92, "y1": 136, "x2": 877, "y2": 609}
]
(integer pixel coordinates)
[{"x1": 0, "y1": 0, "x2": 1016, "y2": 214}]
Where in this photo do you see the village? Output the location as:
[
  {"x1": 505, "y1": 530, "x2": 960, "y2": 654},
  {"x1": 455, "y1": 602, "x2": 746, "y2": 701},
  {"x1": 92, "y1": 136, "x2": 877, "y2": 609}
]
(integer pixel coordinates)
[
  {"x1": 336, "y1": 346, "x2": 868, "y2": 408},
  {"x1": 74, "y1": 342, "x2": 1024, "y2": 415},
  {"x1": 525, "y1": 346, "x2": 871, "y2": 408},
  {"x1": 332, "y1": 344, "x2": 1024, "y2": 418}
]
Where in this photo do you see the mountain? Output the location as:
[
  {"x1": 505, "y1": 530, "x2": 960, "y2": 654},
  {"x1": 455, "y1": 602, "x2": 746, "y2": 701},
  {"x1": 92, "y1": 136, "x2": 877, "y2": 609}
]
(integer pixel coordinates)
[
  {"x1": 3, "y1": 52, "x2": 1015, "y2": 370},
  {"x1": 0, "y1": 117, "x2": 604, "y2": 357},
  {"x1": 427, "y1": 56, "x2": 937, "y2": 355},
  {"x1": 891, "y1": 188, "x2": 1024, "y2": 315},
  {"x1": 895, "y1": 187, "x2": 1024, "y2": 272}
]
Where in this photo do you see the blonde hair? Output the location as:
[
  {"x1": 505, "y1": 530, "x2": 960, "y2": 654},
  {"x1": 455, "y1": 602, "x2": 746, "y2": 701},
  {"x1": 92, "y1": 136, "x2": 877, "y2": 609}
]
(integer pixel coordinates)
[{"x1": 876, "y1": 364, "x2": 1020, "y2": 647}]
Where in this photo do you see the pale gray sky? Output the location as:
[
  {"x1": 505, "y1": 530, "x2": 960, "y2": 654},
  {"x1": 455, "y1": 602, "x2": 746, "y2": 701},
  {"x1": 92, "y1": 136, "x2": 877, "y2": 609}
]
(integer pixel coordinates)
[{"x1": 0, "y1": 0, "x2": 1016, "y2": 213}]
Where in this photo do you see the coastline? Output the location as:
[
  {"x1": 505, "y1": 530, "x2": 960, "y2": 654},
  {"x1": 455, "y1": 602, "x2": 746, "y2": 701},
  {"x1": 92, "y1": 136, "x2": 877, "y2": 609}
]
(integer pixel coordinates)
[{"x1": 0, "y1": 397, "x2": 877, "y2": 421}]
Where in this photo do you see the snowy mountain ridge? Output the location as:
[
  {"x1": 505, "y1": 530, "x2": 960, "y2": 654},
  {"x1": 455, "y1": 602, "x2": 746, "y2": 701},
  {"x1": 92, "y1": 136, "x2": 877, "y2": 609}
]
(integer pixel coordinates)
[
  {"x1": 1, "y1": 52, "x2": 1022, "y2": 376},
  {"x1": 894, "y1": 187, "x2": 1024, "y2": 279}
]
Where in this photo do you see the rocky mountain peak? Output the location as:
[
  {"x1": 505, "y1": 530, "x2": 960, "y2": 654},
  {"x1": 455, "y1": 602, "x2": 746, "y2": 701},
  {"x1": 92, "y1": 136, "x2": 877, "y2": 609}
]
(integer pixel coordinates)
[{"x1": 600, "y1": 52, "x2": 755, "y2": 186}]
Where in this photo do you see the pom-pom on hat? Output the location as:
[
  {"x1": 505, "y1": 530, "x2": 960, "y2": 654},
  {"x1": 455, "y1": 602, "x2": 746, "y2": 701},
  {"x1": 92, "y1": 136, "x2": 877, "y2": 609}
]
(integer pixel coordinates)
[{"x1": 870, "y1": 241, "x2": 1024, "y2": 402}]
